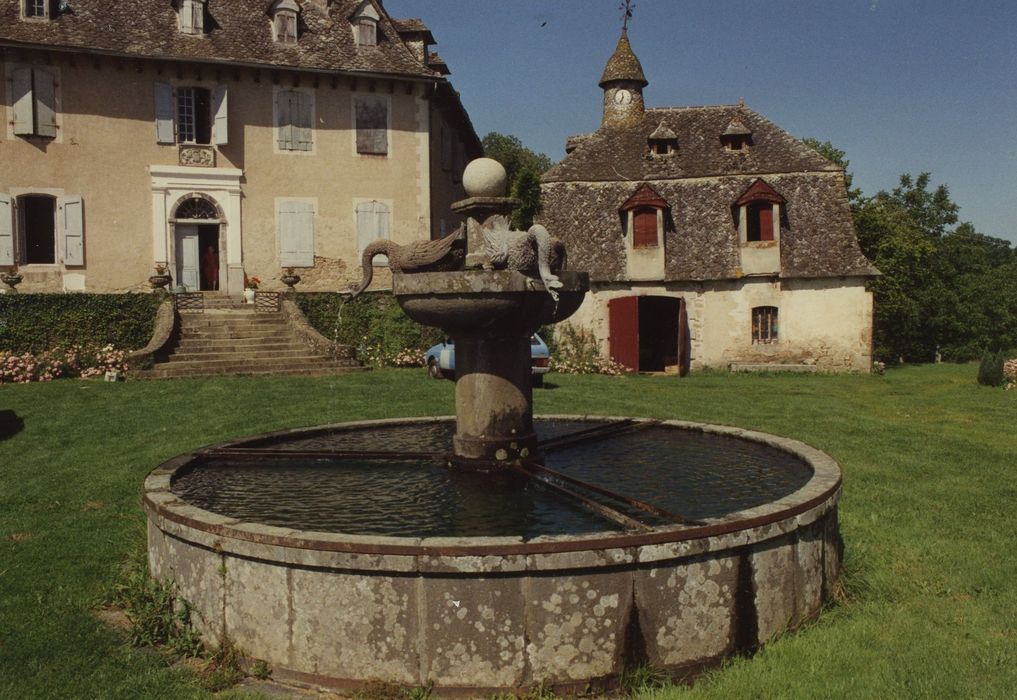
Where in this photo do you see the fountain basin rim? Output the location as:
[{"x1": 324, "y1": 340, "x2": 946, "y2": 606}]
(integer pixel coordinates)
[{"x1": 144, "y1": 415, "x2": 841, "y2": 571}]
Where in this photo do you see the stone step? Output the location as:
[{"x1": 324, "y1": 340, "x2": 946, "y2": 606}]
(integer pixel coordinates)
[
  {"x1": 178, "y1": 329, "x2": 293, "y2": 341},
  {"x1": 173, "y1": 339, "x2": 311, "y2": 352},
  {"x1": 136, "y1": 362, "x2": 364, "y2": 379},
  {"x1": 180, "y1": 316, "x2": 287, "y2": 327},
  {"x1": 167, "y1": 348, "x2": 328, "y2": 362}
]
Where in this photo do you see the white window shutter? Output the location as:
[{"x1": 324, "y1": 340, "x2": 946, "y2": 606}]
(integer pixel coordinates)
[
  {"x1": 279, "y1": 201, "x2": 314, "y2": 267},
  {"x1": 212, "y1": 85, "x2": 228, "y2": 146},
  {"x1": 277, "y1": 90, "x2": 294, "y2": 149},
  {"x1": 60, "y1": 195, "x2": 84, "y2": 266},
  {"x1": 295, "y1": 91, "x2": 313, "y2": 151},
  {"x1": 0, "y1": 194, "x2": 13, "y2": 266},
  {"x1": 375, "y1": 202, "x2": 390, "y2": 239},
  {"x1": 154, "y1": 81, "x2": 176, "y2": 143},
  {"x1": 34, "y1": 69, "x2": 57, "y2": 138},
  {"x1": 356, "y1": 202, "x2": 375, "y2": 255},
  {"x1": 12, "y1": 67, "x2": 34, "y2": 136}
]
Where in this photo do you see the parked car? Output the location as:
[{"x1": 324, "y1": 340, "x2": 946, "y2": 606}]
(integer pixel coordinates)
[{"x1": 425, "y1": 334, "x2": 552, "y2": 387}]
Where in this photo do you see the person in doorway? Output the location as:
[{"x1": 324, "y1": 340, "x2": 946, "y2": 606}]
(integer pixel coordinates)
[{"x1": 202, "y1": 246, "x2": 219, "y2": 290}]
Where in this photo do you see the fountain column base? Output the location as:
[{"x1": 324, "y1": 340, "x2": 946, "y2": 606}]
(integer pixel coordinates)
[{"x1": 452, "y1": 332, "x2": 539, "y2": 465}]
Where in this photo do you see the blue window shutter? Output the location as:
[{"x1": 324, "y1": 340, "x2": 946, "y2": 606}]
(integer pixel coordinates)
[
  {"x1": 279, "y1": 201, "x2": 314, "y2": 267},
  {"x1": 154, "y1": 82, "x2": 175, "y2": 143},
  {"x1": 277, "y1": 90, "x2": 294, "y2": 150},
  {"x1": 60, "y1": 195, "x2": 84, "y2": 266},
  {"x1": 295, "y1": 91, "x2": 313, "y2": 151},
  {"x1": 212, "y1": 85, "x2": 228, "y2": 146},
  {"x1": 12, "y1": 68, "x2": 33, "y2": 136},
  {"x1": 0, "y1": 194, "x2": 13, "y2": 266},
  {"x1": 33, "y1": 69, "x2": 57, "y2": 138}
]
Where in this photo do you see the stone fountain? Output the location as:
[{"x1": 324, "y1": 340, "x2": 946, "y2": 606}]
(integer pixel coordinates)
[{"x1": 143, "y1": 158, "x2": 843, "y2": 695}]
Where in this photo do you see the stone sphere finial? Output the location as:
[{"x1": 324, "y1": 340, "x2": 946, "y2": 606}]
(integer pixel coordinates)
[{"x1": 463, "y1": 158, "x2": 508, "y2": 198}]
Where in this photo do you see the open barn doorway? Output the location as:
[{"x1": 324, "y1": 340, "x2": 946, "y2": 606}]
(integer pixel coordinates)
[{"x1": 608, "y1": 295, "x2": 690, "y2": 375}]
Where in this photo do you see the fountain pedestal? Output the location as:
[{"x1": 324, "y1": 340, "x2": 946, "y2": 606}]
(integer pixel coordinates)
[{"x1": 393, "y1": 268, "x2": 589, "y2": 466}]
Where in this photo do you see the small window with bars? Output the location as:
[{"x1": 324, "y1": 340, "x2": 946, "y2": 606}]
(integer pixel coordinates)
[{"x1": 752, "y1": 306, "x2": 778, "y2": 344}]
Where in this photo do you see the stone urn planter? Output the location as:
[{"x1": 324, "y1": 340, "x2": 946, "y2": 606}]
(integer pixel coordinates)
[
  {"x1": 148, "y1": 274, "x2": 172, "y2": 290},
  {"x1": 243, "y1": 288, "x2": 256, "y2": 304},
  {"x1": 1, "y1": 270, "x2": 23, "y2": 292},
  {"x1": 280, "y1": 269, "x2": 301, "y2": 291}
]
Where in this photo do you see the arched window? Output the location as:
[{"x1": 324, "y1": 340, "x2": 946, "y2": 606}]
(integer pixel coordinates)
[
  {"x1": 175, "y1": 197, "x2": 219, "y2": 220},
  {"x1": 752, "y1": 306, "x2": 778, "y2": 344}
]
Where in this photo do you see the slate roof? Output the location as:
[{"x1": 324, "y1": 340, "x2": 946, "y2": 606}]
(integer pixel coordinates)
[
  {"x1": 540, "y1": 104, "x2": 878, "y2": 281},
  {"x1": 0, "y1": 0, "x2": 439, "y2": 79},
  {"x1": 599, "y1": 29, "x2": 647, "y2": 88}
]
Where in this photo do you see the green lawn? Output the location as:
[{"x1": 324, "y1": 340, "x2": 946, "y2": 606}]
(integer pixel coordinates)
[{"x1": 1, "y1": 365, "x2": 1014, "y2": 698}]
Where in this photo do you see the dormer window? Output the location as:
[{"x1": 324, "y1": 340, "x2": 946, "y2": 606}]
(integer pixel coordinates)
[
  {"x1": 22, "y1": 0, "x2": 51, "y2": 19},
  {"x1": 270, "y1": 0, "x2": 300, "y2": 45},
  {"x1": 647, "y1": 123, "x2": 678, "y2": 156},
  {"x1": 620, "y1": 183, "x2": 670, "y2": 250},
  {"x1": 735, "y1": 179, "x2": 785, "y2": 243},
  {"x1": 178, "y1": 0, "x2": 205, "y2": 36},
  {"x1": 351, "y1": 2, "x2": 380, "y2": 46},
  {"x1": 721, "y1": 117, "x2": 752, "y2": 152}
]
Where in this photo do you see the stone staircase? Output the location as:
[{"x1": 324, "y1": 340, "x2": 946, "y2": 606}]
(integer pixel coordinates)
[{"x1": 134, "y1": 296, "x2": 362, "y2": 379}]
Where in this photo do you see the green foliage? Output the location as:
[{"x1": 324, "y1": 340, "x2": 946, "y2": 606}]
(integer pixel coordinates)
[
  {"x1": 802, "y1": 137, "x2": 861, "y2": 203},
  {"x1": 295, "y1": 291, "x2": 443, "y2": 367},
  {"x1": 0, "y1": 293, "x2": 161, "y2": 353},
  {"x1": 549, "y1": 323, "x2": 628, "y2": 375},
  {"x1": 977, "y1": 350, "x2": 1006, "y2": 387},
  {"x1": 107, "y1": 548, "x2": 203, "y2": 657},
  {"x1": 619, "y1": 663, "x2": 671, "y2": 695},
  {"x1": 483, "y1": 132, "x2": 554, "y2": 230}
]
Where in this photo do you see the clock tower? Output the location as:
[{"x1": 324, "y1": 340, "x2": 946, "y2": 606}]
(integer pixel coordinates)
[{"x1": 600, "y1": 29, "x2": 648, "y2": 128}]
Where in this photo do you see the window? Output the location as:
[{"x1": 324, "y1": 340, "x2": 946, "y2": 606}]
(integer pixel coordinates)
[
  {"x1": 154, "y1": 82, "x2": 228, "y2": 146},
  {"x1": 354, "y1": 95, "x2": 388, "y2": 155},
  {"x1": 356, "y1": 200, "x2": 390, "y2": 263},
  {"x1": 270, "y1": 0, "x2": 300, "y2": 44},
  {"x1": 175, "y1": 197, "x2": 218, "y2": 220},
  {"x1": 11, "y1": 66, "x2": 57, "y2": 138},
  {"x1": 721, "y1": 117, "x2": 752, "y2": 152},
  {"x1": 278, "y1": 201, "x2": 315, "y2": 267},
  {"x1": 23, "y1": 0, "x2": 49, "y2": 19},
  {"x1": 746, "y1": 202, "x2": 774, "y2": 242},
  {"x1": 351, "y1": 2, "x2": 381, "y2": 46},
  {"x1": 275, "y1": 88, "x2": 313, "y2": 152},
  {"x1": 632, "y1": 208, "x2": 658, "y2": 248},
  {"x1": 0, "y1": 194, "x2": 83, "y2": 266},
  {"x1": 752, "y1": 306, "x2": 778, "y2": 344},
  {"x1": 178, "y1": 0, "x2": 205, "y2": 35},
  {"x1": 649, "y1": 139, "x2": 676, "y2": 155}
]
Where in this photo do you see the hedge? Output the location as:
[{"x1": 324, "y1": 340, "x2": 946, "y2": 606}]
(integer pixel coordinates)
[
  {"x1": 295, "y1": 291, "x2": 443, "y2": 366},
  {"x1": 0, "y1": 293, "x2": 163, "y2": 353}
]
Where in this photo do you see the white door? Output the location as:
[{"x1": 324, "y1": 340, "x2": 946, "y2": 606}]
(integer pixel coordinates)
[{"x1": 176, "y1": 225, "x2": 200, "y2": 291}]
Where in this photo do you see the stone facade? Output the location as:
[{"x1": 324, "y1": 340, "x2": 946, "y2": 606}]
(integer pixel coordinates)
[
  {"x1": 540, "y1": 31, "x2": 878, "y2": 372},
  {"x1": 0, "y1": 0, "x2": 481, "y2": 294}
]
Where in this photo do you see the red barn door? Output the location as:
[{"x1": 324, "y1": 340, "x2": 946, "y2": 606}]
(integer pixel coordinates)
[{"x1": 609, "y1": 296, "x2": 639, "y2": 372}]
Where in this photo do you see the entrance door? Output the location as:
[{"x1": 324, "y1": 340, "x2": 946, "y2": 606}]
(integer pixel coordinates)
[
  {"x1": 175, "y1": 225, "x2": 200, "y2": 291},
  {"x1": 608, "y1": 295, "x2": 690, "y2": 375}
]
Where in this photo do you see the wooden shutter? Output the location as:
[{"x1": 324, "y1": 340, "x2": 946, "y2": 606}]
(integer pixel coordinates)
[
  {"x1": 60, "y1": 195, "x2": 84, "y2": 266},
  {"x1": 758, "y1": 204, "x2": 774, "y2": 241},
  {"x1": 277, "y1": 89, "x2": 294, "y2": 149},
  {"x1": 33, "y1": 69, "x2": 57, "y2": 138},
  {"x1": 0, "y1": 194, "x2": 13, "y2": 266},
  {"x1": 279, "y1": 201, "x2": 314, "y2": 267},
  {"x1": 633, "y1": 208, "x2": 658, "y2": 248},
  {"x1": 608, "y1": 296, "x2": 639, "y2": 372},
  {"x1": 355, "y1": 96, "x2": 387, "y2": 154},
  {"x1": 12, "y1": 67, "x2": 34, "y2": 136},
  {"x1": 154, "y1": 81, "x2": 176, "y2": 143},
  {"x1": 295, "y1": 91, "x2": 313, "y2": 151},
  {"x1": 212, "y1": 85, "x2": 228, "y2": 146}
]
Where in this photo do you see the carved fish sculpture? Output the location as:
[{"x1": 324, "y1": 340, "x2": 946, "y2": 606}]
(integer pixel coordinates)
[{"x1": 350, "y1": 227, "x2": 464, "y2": 297}]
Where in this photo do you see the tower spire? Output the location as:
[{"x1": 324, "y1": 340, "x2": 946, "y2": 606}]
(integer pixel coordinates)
[{"x1": 599, "y1": 22, "x2": 647, "y2": 128}]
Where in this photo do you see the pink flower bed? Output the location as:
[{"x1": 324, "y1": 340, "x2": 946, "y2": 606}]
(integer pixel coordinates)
[{"x1": 0, "y1": 345, "x2": 129, "y2": 384}]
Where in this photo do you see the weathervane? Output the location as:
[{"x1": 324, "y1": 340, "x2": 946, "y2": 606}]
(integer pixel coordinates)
[{"x1": 619, "y1": 0, "x2": 635, "y2": 30}]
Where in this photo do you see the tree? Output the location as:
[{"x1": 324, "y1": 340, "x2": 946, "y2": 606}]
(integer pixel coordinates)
[
  {"x1": 802, "y1": 138, "x2": 861, "y2": 204},
  {"x1": 481, "y1": 132, "x2": 554, "y2": 230}
]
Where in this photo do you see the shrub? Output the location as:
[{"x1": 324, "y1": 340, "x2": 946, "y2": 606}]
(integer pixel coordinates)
[
  {"x1": 0, "y1": 293, "x2": 161, "y2": 353},
  {"x1": 549, "y1": 323, "x2": 628, "y2": 376},
  {"x1": 976, "y1": 350, "x2": 1006, "y2": 387},
  {"x1": 0, "y1": 344, "x2": 129, "y2": 383},
  {"x1": 1003, "y1": 358, "x2": 1017, "y2": 390},
  {"x1": 295, "y1": 292, "x2": 442, "y2": 368}
]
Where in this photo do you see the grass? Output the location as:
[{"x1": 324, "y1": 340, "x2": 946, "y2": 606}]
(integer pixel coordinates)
[{"x1": 0, "y1": 364, "x2": 1015, "y2": 698}]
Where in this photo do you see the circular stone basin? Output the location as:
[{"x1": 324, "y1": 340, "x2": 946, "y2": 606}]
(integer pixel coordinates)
[{"x1": 144, "y1": 416, "x2": 842, "y2": 694}]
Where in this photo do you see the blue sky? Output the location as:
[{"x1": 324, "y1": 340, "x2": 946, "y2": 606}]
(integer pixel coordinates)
[{"x1": 385, "y1": 0, "x2": 1016, "y2": 244}]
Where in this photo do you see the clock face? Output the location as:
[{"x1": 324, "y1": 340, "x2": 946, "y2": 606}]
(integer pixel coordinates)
[{"x1": 614, "y1": 89, "x2": 632, "y2": 105}]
